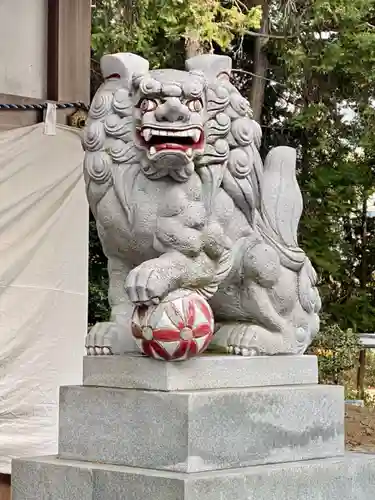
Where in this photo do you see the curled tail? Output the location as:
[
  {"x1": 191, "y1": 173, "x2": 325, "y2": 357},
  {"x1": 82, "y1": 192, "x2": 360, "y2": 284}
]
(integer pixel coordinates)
[
  {"x1": 259, "y1": 146, "x2": 302, "y2": 247},
  {"x1": 255, "y1": 146, "x2": 306, "y2": 271},
  {"x1": 257, "y1": 146, "x2": 321, "y2": 316}
]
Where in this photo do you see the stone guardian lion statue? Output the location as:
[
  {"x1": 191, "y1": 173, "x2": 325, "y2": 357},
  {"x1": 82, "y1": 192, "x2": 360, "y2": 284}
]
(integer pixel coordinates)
[{"x1": 83, "y1": 52, "x2": 321, "y2": 356}]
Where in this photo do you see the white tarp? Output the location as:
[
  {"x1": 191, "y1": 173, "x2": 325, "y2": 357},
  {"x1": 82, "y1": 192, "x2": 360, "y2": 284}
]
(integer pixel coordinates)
[{"x1": 0, "y1": 122, "x2": 88, "y2": 473}]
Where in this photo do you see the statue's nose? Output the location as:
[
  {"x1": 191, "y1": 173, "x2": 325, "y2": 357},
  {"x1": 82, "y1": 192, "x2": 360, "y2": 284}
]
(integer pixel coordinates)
[{"x1": 155, "y1": 98, "x2": 189, "y2": 122}]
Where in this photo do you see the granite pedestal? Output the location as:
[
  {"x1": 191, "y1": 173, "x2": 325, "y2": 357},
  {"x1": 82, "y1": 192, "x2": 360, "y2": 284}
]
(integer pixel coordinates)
[
  {"x1": 12, "y1": 454, "x2": 375, "y2": 500},
  {"x1": 12, "y1": 355, "x2": 375, "y2": 499}
]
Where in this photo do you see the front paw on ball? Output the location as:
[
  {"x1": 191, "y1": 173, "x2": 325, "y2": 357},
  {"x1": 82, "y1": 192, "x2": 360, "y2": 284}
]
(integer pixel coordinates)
[{"x1": 125, "y1": 261, "x2": 175, "y2": 306}]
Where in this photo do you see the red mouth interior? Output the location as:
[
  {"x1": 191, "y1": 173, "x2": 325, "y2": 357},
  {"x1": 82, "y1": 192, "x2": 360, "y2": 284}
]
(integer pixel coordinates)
[{"x1": 139, "y1": 131, "x2": 204, "y2": 152}]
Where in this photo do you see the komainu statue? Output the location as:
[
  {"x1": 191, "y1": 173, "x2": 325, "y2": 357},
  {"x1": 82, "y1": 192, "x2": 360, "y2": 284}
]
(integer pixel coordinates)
[{"x1": 83, "y1": 52, "x2": 321, "y2": 357}]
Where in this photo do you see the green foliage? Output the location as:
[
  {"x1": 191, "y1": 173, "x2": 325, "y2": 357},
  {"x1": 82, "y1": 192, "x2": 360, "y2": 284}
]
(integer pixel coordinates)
[
  {"x1": 258, "y1": 0, "x2": 375, "y2": 333},
  {"x1": 308, "y1": 315, "x2": 361, "y2": 384},
  {"x1": 344, "y1": 386, "x2": 359, "y2": 401},
  {"x1": 91, "y1": 0, "x2": 261, "y2": 66},
  {"x1": 88, "y1": 217, "x2": 109, "y2": 327},
  {"x1": 363, "y1": 392, "x2": 375, "y2": 409},
  {"x1": 345, "y1": 388, "x2": 375, "y2": 408},
  {"x1": 364, "y1": 350, "x2": 375, "y2": 388},
  {"x1": 88, "y1": 0, "x2": 375, "y2": 338}
]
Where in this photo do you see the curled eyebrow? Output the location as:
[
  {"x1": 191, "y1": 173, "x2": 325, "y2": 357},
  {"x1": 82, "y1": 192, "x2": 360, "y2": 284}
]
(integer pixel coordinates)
[{"x1": 160, "y1": 83, "x2": 183, "y2": 97}]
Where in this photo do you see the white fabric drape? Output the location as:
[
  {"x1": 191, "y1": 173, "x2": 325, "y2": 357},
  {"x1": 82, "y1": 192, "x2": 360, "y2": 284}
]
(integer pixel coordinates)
[{"x1": 0, "y1": 123, "x2": 88, "y2": 473}]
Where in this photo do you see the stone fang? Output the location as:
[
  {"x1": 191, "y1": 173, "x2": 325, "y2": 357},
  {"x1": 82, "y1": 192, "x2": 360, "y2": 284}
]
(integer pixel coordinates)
[{"x1": 142, "y1": 128, "x2": 152, "y2": 141}]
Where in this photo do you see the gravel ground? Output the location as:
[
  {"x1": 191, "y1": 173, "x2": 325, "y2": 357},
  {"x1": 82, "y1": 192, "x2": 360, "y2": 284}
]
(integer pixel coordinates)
[{"x1": 345, "y1": 404, "x2": 375, "y2": 452}]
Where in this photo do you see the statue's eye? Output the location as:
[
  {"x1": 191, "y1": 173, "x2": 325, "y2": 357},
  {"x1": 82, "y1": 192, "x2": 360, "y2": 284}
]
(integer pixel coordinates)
[
  {"x1": 187, "y1": 99, "x2": 203, "y2": 112},
  {"x1": 139, "y1": 99, "x2": 157, "y2": 113}
]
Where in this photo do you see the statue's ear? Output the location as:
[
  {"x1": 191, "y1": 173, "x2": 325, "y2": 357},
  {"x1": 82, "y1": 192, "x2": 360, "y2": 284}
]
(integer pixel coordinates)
[
  {"x1": 185, "y1": 54, "x2": 232, "y2": 81},
  {"x1": 100, "y1": 52, "x2": 149, "y2": 86}
]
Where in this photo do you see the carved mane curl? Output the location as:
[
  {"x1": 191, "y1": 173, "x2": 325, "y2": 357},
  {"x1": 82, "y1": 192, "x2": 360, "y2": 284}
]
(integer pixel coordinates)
[{"x1": 195, "y1": 74, "x2": 263, "y2": 224}]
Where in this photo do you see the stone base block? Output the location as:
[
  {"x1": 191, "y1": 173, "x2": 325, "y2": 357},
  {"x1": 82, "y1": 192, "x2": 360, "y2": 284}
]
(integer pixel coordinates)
[
  {"x1": 12, "y1": 453, "x2": 375, "y2": 500},
  {"x1": 58, "y1": 384, "x2": 344, "y2": 472},
  {"x1": 83, "y1": 354, "x2": 318, "y2": 391}
]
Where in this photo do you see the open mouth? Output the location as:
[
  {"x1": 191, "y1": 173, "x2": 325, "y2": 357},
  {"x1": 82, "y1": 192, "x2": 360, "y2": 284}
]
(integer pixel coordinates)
[{"x1": 138, "y1": 127, "x2": 204, "y2": 156}]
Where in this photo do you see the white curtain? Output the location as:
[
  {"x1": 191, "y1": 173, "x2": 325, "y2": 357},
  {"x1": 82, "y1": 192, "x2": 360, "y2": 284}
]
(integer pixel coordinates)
[{"x1": 0, "y1": 122, "x2": 88, "y2": 473}]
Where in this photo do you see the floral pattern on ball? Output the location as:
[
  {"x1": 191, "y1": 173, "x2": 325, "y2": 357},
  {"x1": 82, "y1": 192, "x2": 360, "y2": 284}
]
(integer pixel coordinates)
[{"x1": 131, "y1": 290, "x2": 214, "y2": 361}]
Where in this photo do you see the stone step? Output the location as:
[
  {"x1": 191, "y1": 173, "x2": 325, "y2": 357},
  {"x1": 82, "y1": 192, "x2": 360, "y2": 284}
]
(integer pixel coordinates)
[
  {"x1": 58, "y1": 384, "x2": 344, "y2": 472},
  {"x1": 82, "y1": 354, "x2": 319, "y2": 391},
  {"x1": 12, "y1": 453, "x2": 375, "y2": 500}
]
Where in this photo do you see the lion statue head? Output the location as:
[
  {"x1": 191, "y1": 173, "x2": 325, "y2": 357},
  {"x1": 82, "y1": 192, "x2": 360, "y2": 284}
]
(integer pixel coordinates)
[{"x1": 83, "y1": 52, "x2": 263, "y2": 202}]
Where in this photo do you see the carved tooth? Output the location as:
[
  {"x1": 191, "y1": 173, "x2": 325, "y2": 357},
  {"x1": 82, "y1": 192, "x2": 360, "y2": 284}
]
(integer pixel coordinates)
[
  {"x1": 142, "y1": 128, "x2": 152, "y2": 142},
  {"x1": 150, "y1": 146, "x2": 156, "y2": 155},
  {"x1": 186, "y1": 148, "x2": 193, "y2": 157},
  {"x1": 191, "y1": 129, "x2": 201, "y2": 143},
  {"x1": 181, "y1": 131, "x2": 189, "y2": 137}
]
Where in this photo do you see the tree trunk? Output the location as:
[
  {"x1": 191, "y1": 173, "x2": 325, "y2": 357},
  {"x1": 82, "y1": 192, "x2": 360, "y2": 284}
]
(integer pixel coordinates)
[
  {"x1": 249, "y1": 0, "x2": 269, "y2": 123},
  {"x1": 360, "y1": 195, "x2": 368, "y2": 290},
  {"x1": 185, "y1": 32, "x2": 204, "y2": 59}
]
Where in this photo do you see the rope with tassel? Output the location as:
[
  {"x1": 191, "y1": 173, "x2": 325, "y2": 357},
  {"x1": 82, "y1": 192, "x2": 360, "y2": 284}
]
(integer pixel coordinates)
[{"x1": 0, "y1": 101, "x2": 90, "y2": 129}]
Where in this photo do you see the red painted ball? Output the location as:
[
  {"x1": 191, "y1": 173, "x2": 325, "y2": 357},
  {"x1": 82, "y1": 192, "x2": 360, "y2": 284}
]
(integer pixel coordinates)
[{"x1": 131, "y1": 289, "x2": 214, "y2": 361}]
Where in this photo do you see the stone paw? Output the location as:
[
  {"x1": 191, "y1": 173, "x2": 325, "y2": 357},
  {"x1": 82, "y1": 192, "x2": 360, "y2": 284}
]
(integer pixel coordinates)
[
  {"x1": 124, "y1": 260, "x2": 172, "y2": 307},
  {"x1": 210, "y1": 323, "x2": 286, "y2": 356},
  {"x1": 85, "y1": 321, "x2": 122, "y2": 356},
  {"x1": 227, "y1": 324, "x2": 284, "y2": 356}
]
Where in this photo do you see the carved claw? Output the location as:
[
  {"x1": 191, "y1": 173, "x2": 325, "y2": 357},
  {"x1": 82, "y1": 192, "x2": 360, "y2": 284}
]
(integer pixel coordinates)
[
  {"x1": 85, "y1": 321, "x2": 122, "y2": 355},
  {"x1": 87, "y1": 346, "x2": 113, "y2": 356},
  {"x1": 124, "y1": 260, "x2": 175, "y2": 306},
  {"x1": 227, "y1": 345, "x2": 259, "y2": 356}
]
